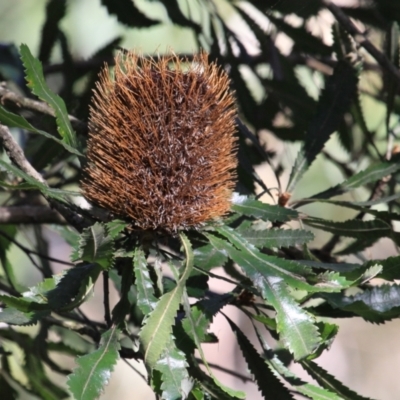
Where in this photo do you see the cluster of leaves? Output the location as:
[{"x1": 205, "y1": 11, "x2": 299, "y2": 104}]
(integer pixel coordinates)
[{"x1": 1, "y1": 1, "x2": 400, "y2": 399}]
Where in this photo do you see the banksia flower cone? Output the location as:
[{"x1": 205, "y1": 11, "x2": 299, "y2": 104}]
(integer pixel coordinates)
[{"x1": 82, "y1": 51, "x2": 237, "y2": 232}]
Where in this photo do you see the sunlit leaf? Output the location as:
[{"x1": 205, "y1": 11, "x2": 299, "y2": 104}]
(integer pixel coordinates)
[{"x1": 67, "y1": 326, "x2": 120, "y2": 400}]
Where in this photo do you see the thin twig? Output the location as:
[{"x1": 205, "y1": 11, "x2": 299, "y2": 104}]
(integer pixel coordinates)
[
  {"x1": 103, "y1": 271, "x2": 112, "y2": 327},
  {"x1": 195, "y1": 357, "x2": 252, "y2": 382},
  {"x1": 0, "y1": 124, "x2": 46, "y2": 183},
  {"x1": 324, "y1": 1, "x2": 400, "y2": 85},
  {"x1": 0, "y1": 229, "x2": 74, "y2": 266},
  {"x1": 0, "y1": 205, "x2": 65, "y2": 224}
]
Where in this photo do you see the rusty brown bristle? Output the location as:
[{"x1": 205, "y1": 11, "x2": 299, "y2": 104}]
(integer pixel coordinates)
[{"x1": 81, "y1": 51, "x2": 238, "y2": 232}]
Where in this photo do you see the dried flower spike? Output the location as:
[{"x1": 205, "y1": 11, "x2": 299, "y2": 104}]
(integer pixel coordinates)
[{"x1": 81, "y1": 51, "x2": 238, "y2": 232}]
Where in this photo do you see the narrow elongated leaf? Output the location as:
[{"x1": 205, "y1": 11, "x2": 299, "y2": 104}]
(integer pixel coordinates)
[
  {"x1": 214, "y1": 226, "x2": 350, "y2": 293},
  {"x1": 301, "y1": 360, "x2": 373, "y2": 400},
  {"x1": 67, "y1": 326, "x2": 120, "y2": 400},
  {"x1": 287, "y1": 61, "x2": 358, "y2": 193},
  {"x1": 133, "y1": 247, "x2": 158, "y2": 316},
  {"x1": 155, "y1": 338, "x2": 192, "y2": 400},
  {"x1": 253, "y1": 323, "x2": 342, "y2": 400},
  {"x1": 232, "y1": 194, "x2": 298, "y2": 222},
  {"x1": 226, "y1": 316, "x2": 294, "y2": 400},
  {"x1": 0, "y1": 105, "x2": 81, "y2": 155},
  {"x1": 100, "y1": 0, "x2": 158, "y2": 27},
  {"x1": 306, "y1": 153, "x2": 400, "y2": 201},
  {"x1": 322, "y1": 284, "x2": 400, "y2": 323},
  {"x1": 72, "y1": 223, "x2": 114, "y2": 270},
  {"x1": 206, "y1": 231, "x2": 321, "y2": 359},
  {"x1": 181, "y1": 290, "x2": 245, "y2": 398},
  {"x1": 158, "y1": 0, "x2": 201, "y2": 32},
  {"x1": 237, "y1": 226, "x2": 315, "y2": 248},
  {"x1": 20, "y1": 44, "x2": 77, "y2": 147},
  {"x1": 0, "y1": 159, "x2": 78, "y2": 201},
  {"x1": 304, "y1": 217, "x2": 392, "y2": 240},
  {"x1": 46, "y1": 264, "x2": 102, "y2": 311},
  {"x1": 139, "y1": 233, "x2": 194, "y2": 368}
]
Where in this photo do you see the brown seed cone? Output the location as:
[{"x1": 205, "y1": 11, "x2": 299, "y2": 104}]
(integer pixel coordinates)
[{"x1": 81, "y1": 51, "x2": 237, "y2": 232}]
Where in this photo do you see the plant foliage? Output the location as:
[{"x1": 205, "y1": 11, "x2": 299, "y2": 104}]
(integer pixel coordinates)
[{"x1": 1, "y1": 1, "x2": 400, "y2": 399}]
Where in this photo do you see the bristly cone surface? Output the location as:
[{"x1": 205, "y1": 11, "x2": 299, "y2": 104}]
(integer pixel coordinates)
[{"x1": 82, "y1": 51, "x2": 237, "y2": 232}]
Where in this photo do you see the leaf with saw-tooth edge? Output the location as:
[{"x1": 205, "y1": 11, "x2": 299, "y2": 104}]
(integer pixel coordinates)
[
  {"x1": 139, "y1": 233, "x2": 194, "y2": 368},
  {"x1": 67, "y1": 326, "x2": 120, "y2": 400},
  {"x1": 321, "y1": 284, "x2": 400, "y2": 323},
  {"x1": 301, "y1": 360, "x2": 374, "y2": 400},
  {"x1": 232, "y1": 193, "x2": 298, "y2": 222},
  {"x1": 133, "y1": 247, "x2": 158, "y2": 316},
  {"x1": 237, "y1": 226, "x2": 315, "y2": 248},
  {"x1": 155, "y1": 338, "x2": 192, "y2": 400},
  {"x1": 287, "y1": 61, "x2": 358, "y2": 193},
  {"x1": 72, "y1": 222, "x2": 114, "y2": 270},
  {"x1": 20, "y1": 44, "x2": 77, "y2": 148},
  {"x1": 226, "y1": 315, "x2": 295, "y2": 400}
]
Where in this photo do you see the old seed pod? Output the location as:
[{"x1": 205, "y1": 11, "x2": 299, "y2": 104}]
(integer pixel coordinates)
[{"x1": 81, "y1": 51, "x2": 237, "y2": 232}]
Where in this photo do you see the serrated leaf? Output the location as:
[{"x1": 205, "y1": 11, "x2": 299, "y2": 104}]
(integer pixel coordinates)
[
  {"x1": 100, "y1": 0, "x2": 158, "y2": 27},
  {"x1": 213, "y1": 226, "x2": 349, "y2": 293},
  {"x1": 181, "y1": 291, "x2": 245, "y2": 399},
  {"x1": 0, "y1": 105, "x2": 82, "y2": 155},
  {"x1": 20, "y1": 44, "x2": 77, "y2": 147},
  {"x1": 46, "y1": 264, "x2": 102, "y2": 311},
  {"x1": 112, "y1": 257, "x2": 134, "y2": 324},
  {"x1": 205, "y1": 231, "x2": 321, "y2": 359},
  {"x1": 252, "y1": 323, "x2": 342, "y2": 400},
  {"x1": 155, "y1": 338, "x2": 192, "y2": 400},
  {"x1": 322, "y1": 284, "x2": 400, "y2": 323},
  {"x1": 369, "y1": 255, "x2": 400, "y2": 280},
  {"x1": 133, "y1": 247, "x2": 158, "y2": 316},
  {"x1": 287, "y1": 61, "x2": 358, "y2": 193},
  {"x1": 304, "y1": 217, "x2": 392, "y2": 241},
  {"x1": 158, "y1": 0, "x2": 201, "y2": 32},
  {"x1": 301, "y1": 360, "x2": 374, "y2": 400},
  {"x1": 67, "y1": 326, "x2": 120, "y2": 400},
  {"x1": 226, "y1": 316, "x2": 294, "y2": 400},
  {"x1": 232, "y1": 193, "x2": 298, "y2": 222},
  {"x1": 305, "y1": 153, "x2": 400, "y2": 201},
  {"x1": 237, "y1": 226, "x2": 315, "y2": 248},
  {"x1": 0, "y1": 307, "x2": 49, "y2": 325},
  {"x1": 139, "y1": 233, "x2": 194, "y2": 368},
  {"x1": 193, "y1": 244, "x2": 228, "y2": 270},
  {"x1": 72, "y1": 223, "x2": 114, "y2": 270}
]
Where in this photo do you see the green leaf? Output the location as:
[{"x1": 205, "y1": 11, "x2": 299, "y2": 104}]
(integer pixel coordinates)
[
  {"x1": 139, "y1": 233, "x2": 194, "y2": 368},
  {"x1": 205, "y1": 230, "x2": 321, "y2": 360},
  {"x1": 46, "y1": 264, "x2": 102, "y2": 311},
  {"x1": 304, "y1": 153, "x2": 400, "y2": 201},
  {"x1": 237, "y1": 226, "x2": 315, "y2": 248},
  {"x1": 20, "y1": 43, "x2": 77, "y2": 147},
  {"x1": 252, "y1": 323, "x2": 342, "y2": 400},
  {"x1": 133, "y1": 247, "x2": 158, "y2": 316},
  {"x1": 155, "y1": 338, "x2": 192, "y2": 400},
  {"x1": 72, "y1": 222, "x2": 115, "y2": 270},
  {"x1": 112, "y1": 258, "x2": 134, "y2": 324},
  {"x1": 287, "y1": 61, "x2": 358, "y2": 193},
  {"x1": 0, "y1": 373, "x2": 18, "y2": 399},
  {"x1": 226, "y1": 316, "x2": 294, "y2": 400},
  {"x1": 0, "y1": 307, "x2": 49, "y2": 325},
  {"x1": 158, "y1": 0, "x2": 201, "y2": 32},
  {"x1": 231, "y1": 194, "x2": 298, "y2": 222},
  {"x1": 0, "y1": 159, "x2": 79, "y2": 202},
  {"x1": 321, "y1": 284, "x2": 400, "y2": 323},
  {"x1": 0, "y1": 105, "x2": 82, "y2": 156},
  {"x1": 181, "y1": 291, "x2": 245, "y2": 399},
  {"x1": 301, "y1": 360, "x2": 373, "y2": 400},
  {"x1": 213, "y1": 226, "x2": 349, "y2": 293},
  {"x1": 100, "y1": 0, "x2": 159, "y2": 27},
  {"x1": 67, "y1": 326, "x2": 120, "y2": 400},
  {"x1": 193, "y1": 244, "x2": 228, "y2": 270},
  {"x1": 304, "y1": 217, "x2": 392, "y2": 241}
]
